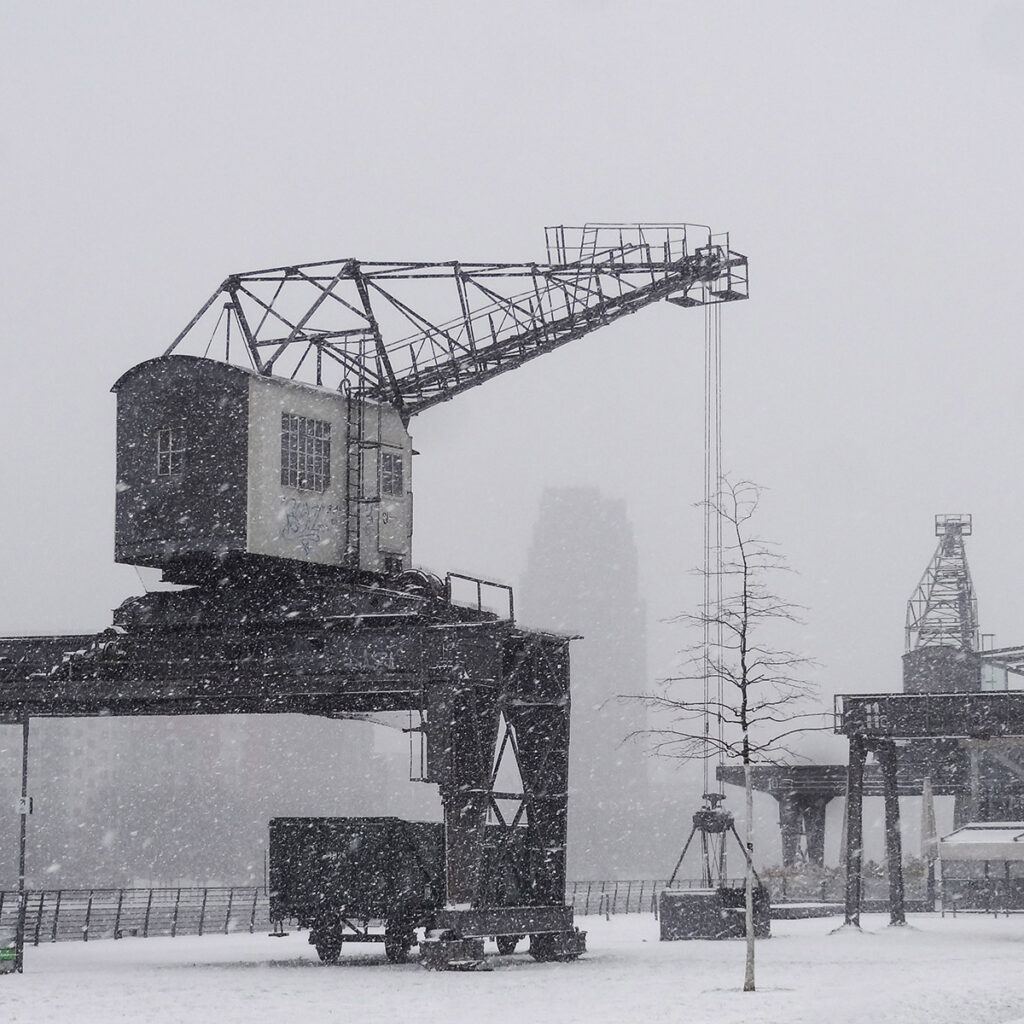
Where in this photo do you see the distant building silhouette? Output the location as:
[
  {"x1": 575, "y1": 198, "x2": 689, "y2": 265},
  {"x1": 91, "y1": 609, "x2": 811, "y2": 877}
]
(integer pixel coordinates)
[{"x1": 519, "y1": 486, "x2": 651, "y2": 878}]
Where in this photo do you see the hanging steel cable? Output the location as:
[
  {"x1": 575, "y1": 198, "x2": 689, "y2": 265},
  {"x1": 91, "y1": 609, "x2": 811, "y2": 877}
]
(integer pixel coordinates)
[{"x1": 703, "y1": 297, "x2": 725, "y2": 798}]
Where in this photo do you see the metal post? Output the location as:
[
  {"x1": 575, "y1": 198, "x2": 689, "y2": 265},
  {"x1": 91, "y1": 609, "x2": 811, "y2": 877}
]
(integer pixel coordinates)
[
  {"x1": 879, "y1": 742, "x2": 906, "y2": 926},
  {"x1": 777, "y1": 793, "x2": 801, "y2": 867},
  {"x1": 968, "y1": 745, "x2": 982, "y2": 822},
  {"x1": 844, "y1": 735, "x2": 866, "y2": 927},
  {"x1": 14, "y1": 715, "x2": 29, "y2": 973},
  {"x1": 83, "y1": 890, "x2": 93, "y2": 941},
  {"x1": 32, "y1": 892, "x2": 44, "y2": 946},
  {"x1": 431, "y1": 672, "x2": 495, "y2": 907},
  {"x1": 804, "y1": 798, "x2": 829, "y2": 868},
  {"x1": 50, "y1": 890, "x2": 62, "y2": 943}
]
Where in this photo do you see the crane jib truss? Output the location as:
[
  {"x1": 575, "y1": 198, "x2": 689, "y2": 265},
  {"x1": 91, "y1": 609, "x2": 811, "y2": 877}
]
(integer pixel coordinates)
[{"x1": 166, "y1": 224, "x2": 747, "y2": 421}]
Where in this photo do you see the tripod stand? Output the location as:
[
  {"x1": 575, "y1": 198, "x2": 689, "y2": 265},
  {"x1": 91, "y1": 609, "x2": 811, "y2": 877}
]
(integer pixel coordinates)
[{"x1": 666, "y1": 793, "x2": 763, "y2": 890}]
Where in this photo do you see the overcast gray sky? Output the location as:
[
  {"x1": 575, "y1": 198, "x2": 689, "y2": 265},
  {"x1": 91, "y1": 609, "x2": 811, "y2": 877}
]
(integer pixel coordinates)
[{"x1": 3, "y1": 1, "x2": 1024, "y2": 764}]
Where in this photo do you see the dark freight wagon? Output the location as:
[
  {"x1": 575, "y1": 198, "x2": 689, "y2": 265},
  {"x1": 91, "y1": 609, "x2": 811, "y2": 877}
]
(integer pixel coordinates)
[{"x1": 269, "y1": 816, "x2": 528, "y2": 963}]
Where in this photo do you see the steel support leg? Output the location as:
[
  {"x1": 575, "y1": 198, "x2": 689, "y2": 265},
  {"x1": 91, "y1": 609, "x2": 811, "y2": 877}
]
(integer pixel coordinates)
[
  {"x1": 15, "y1": 715, "x2": 29, "y2": 973},
  {"x1": 844, "y1": 735, "x2": 866, "y2": 927},
  {"x1": 508, "y1": 702, "x2": 570, "y2": 904},
  {"x1": 504, "y1": 639, "x2": 571, "y2": 907},
  {"x1": 968, "y1": 745, "x2": 982, "y2": 822},
  {"x1": 429, "y1": 673, "x2": 499, "y2": 906},
  {"x1": 777, "y1": 793, "x2": 801, "y2": 867},
  {"x1": 802, "y1": 797, "x2": 829, "y2": 868},
  {"x1": 878, "y1": 741, "x2": 906, "y2": 925}
]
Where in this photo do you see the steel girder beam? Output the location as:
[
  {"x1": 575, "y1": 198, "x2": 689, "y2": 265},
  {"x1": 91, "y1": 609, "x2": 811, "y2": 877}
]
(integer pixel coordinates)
[
  {"x1": 0, "y1": 624, "x2": 558, "y2": 724},
  {"x1": 836, "y1": 692, "x2": 1024, "y2": 740},
  {"x1": 717, "y1": 752, "x2": 967, "y2": 798}
]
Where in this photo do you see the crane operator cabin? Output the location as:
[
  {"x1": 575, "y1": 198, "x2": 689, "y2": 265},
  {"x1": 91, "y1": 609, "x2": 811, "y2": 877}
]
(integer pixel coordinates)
[{"x1": 112, "y1": 355, "x2": 413, "y2": 582}]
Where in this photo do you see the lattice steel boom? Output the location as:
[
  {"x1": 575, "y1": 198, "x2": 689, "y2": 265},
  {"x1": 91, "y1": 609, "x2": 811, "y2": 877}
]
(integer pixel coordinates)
[
  {"x1": 166, "y1": 224, "x2": 747, "y2": 422},
  {"x1": 905, "y1": 514, "x2": 979, "y2": 653}
]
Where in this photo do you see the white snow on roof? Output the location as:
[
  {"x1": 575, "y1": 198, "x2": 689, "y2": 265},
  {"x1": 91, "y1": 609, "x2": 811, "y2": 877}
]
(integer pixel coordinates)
[{"x1": 939, "y1": 822, "x2": 1024, "y2": 860}]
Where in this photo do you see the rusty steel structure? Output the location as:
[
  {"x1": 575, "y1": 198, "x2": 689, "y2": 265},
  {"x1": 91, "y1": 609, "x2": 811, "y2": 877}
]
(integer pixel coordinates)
[
  {"x1": 0, "y1": 568, "x2": 578, "y2": 961},
  {"x1": 166, "y1": 223, "x2": 747, "y2": 420},
  {"x1": 715, "y1": 758, "x2": 966, "y2": 868},
  {"x1": 836, "y1": 692, "x2": 1024, "y2": 927},
  {"x1": 837, "y1": 517, "x2": 1024, "y2": 928},
  {"x1": 1, "y1": 221, "x2": 747, "y2": 969},
  {"x1": 720, "y1": 515, "x2": 1024, "y2": 877}
]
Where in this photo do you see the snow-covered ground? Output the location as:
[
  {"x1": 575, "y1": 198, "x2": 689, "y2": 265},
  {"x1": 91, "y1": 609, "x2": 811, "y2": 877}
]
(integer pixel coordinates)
[{"x1": 5, "y1": 913, "x2": 1024, "y2": 1024}]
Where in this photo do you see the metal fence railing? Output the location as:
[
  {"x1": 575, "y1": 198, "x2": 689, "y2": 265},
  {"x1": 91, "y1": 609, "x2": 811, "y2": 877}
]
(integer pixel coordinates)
[
  {"x1": 0, "y1": 887, "x2": 270, "y2": 944},
  {"x1": 1, "y1": 880, "x2": 672, "y2": 945},
  {"x1": 3, "y1": 874, "x2": 966, "y2": 945},
  {"x1": 565, "y1": 878, "x2": 756, "y2": 917},
  {"x1": 567, "y1": 879, "x2": 670, "y2": 917}
]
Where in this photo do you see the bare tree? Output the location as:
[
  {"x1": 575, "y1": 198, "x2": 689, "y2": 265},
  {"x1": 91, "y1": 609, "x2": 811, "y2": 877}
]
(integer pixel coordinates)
[{"x1": 630, "y1": 478, "x2": 824, "y2": 992}]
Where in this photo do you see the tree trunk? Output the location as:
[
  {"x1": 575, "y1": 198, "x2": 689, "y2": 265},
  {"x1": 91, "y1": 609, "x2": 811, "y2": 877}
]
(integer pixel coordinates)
[{"x1": 744, "y1": 759, "x2": 755, "y2": 992}]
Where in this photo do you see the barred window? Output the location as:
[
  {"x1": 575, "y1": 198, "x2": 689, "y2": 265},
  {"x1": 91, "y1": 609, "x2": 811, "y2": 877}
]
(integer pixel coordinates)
[
  {"x1": 157, "y1": 427, "x2": 185, "y2": 476},
  {"x1": 381, "y1": 451, "x2": 404, "y2": 497},
  {"x1": 281, "y1": 413, "x2": 331, "y2": 492}
]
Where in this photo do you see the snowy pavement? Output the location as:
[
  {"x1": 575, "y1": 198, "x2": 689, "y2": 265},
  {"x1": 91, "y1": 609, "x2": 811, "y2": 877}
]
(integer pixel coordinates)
[{"x1": 4, "y1": 913, "x2": 1024, "y2": 1024}]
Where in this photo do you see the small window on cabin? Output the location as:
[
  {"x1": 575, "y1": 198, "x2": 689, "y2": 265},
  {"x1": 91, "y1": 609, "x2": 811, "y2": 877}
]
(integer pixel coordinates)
[
  {"x1": 281, "y1": 413, "x2": 331, "y2": 492},
  {"x1": 157, "y1": 427, "x2": 185, "y2": 476},
  {"x1": 381, "y1": 451, "x2": 404, "y2": 497}
]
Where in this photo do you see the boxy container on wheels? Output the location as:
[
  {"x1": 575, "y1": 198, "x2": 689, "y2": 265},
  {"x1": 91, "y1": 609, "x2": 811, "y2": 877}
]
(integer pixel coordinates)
[{"x1": 269, "y1": 816, "x2": 529, "y2": 963}]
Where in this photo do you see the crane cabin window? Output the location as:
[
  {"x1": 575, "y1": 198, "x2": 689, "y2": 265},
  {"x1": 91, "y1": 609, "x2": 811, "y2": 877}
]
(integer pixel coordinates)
[
  {"x1": 281, "y1": 413, "x2": 331, "y2": 492},
  {"x1": 157, "y1": 427, "x2": 185, "y2": 476},
  {"x1": 381, "y1": 451, "x2": 404, "y2": 497}
]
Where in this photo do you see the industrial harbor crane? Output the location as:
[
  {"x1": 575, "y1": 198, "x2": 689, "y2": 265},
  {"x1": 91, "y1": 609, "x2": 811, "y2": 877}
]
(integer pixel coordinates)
[
  {"x1": 4, "y1": 221, "x2": 747, "y2": 970},
  {"x1": 115, "y1": 224, "x2": 746, "y2": 584}
]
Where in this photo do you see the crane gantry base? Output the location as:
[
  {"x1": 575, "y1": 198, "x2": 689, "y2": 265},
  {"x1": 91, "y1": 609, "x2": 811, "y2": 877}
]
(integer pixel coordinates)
[{"x1": 0, "y1": 558, "x2": 583, "y2": 961}]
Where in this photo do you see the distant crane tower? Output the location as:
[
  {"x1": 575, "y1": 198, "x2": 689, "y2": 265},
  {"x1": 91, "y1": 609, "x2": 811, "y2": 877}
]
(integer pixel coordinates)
[{"x1": 905, "y1": 514, "x2": 979, "y2": 653}]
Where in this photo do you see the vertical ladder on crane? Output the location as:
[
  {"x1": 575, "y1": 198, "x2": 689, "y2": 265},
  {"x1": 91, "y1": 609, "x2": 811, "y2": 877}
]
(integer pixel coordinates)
[{"x1": 344, "y1": 388, "x2": 364, "y2": 569}]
